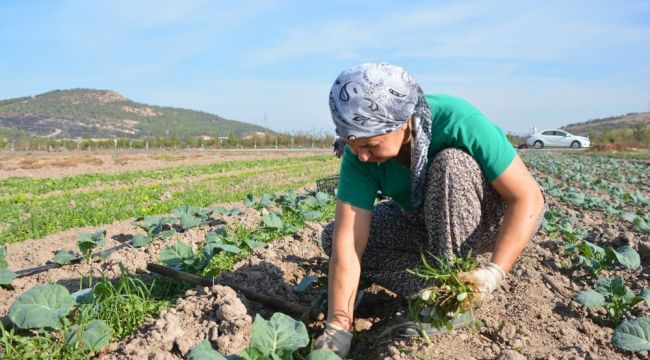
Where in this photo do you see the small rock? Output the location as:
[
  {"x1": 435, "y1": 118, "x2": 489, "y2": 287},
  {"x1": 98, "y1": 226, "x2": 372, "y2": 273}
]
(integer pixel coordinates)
[
  {"x1": 496, "y1": 349, "x2": 527, "y2": 360},
  {"x1": 216, "y1": 302, "x2": 248, "y2": 321},
  {"x1": 354, "y1": 318, "x2": 373, "y2": 331},
  {"x1": 175, "y1": 337, "x2": 192, "y2": 356},
  {"x1": 387, "y1": 345, "x2": 400, "y2": 356}
]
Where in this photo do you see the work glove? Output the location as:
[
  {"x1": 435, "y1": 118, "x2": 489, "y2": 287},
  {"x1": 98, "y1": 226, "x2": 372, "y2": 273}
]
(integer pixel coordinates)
[
  {"x1": 313, "y1": 322, "x2": 352, "y2": 358},
  {"x1": 457, "y1": 262, "x2": 506, "y2": 306}
]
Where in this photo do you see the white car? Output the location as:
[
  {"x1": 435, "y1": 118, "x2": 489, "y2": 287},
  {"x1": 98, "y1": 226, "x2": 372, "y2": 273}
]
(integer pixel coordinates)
[{"x1": 526, "y1": 129, "x2": 590, "y2": 149}]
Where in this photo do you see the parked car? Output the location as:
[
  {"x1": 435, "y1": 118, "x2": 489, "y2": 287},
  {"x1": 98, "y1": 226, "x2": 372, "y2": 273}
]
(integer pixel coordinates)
[{"x1": 526, "y1": 129, "x2": 590, "y2": 149}]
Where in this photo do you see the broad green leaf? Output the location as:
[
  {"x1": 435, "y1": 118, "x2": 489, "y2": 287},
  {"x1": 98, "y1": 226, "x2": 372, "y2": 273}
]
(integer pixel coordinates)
[
  {"x1": 307, "y1": 349, "x2": 343, "y2": 360},
  {"x1": 213, "y1": 207, "x2": 228, "y2": 215},
  {"x1": 228, "y1": 208, "x2": 242, "y2": 216},
  {"x1": 613, "y1": 317, "x2": 650, "y2": 351},
  {"x1": 259, "y1": 193, "x2": 274, "y2": 207},
  {"x1": 52, "y1": 250, "x2": 76, "y2": 265},
  {"x1": 262, "y1": 213, "x2": 283, "y2": 229},
  {"x1": 160, "y1": 241, "x2": 195, "y2": 270},
  {"x1": 65, "y1": 320, "x2": 112, "y2": 352},
  {"x1": 71, "y1": 288, "x2": 93, "y2": 304},
  {"x1": 77, "y1": 230, "x2": 107, "y2": 255},
  {"x1": 209, "y1": 227, "x2": 228, "y2": 238},
  {"x1": 160, "y1": 229, "x2": 177, "y2": 238},
  {"x1": 315, "y1": 192, "x2": 330, "y2": 204},
  {"x1": 0, "y1": 268, "x2": 17, "y2": 286},
  {"x1": 612, "y1": 246, "x2": 641, "y2": 270},
  {"x1": 9, "y1": 284, "x2": 75, "y2": 330},
  {"x1": 244, "y1": 194, "x2": 255, "y2": 208},
  {"x1": 131, "y1": 234, "x2": 150, "y2": 248},
  {"x1": 180, "y1": 213, "x2": 202, "y2": 229},
  {"x1": 595, "y1": 277, "x2": 614, "y2": 295},
  {"x1": 249, "y1": 313, "x2": 309, "y2": 358},
  {"x1": 622, "y1": 212, "x2": 637, "y2": 223},
  {"x1": 187, "y1": 340, "x2": 228, "y2": 360},
  {"x1": 245, "y1": 240, "x2": 266, "y2": 250},
  {"x1": 214, "y1": 244, "x2": 241, "y2": 255},
  {"x1": 576, "y1": 291, "x2": 605, "y2": 307},
  {"x1": 302, "y1": 211, "x2": 322, "y2": 221}
]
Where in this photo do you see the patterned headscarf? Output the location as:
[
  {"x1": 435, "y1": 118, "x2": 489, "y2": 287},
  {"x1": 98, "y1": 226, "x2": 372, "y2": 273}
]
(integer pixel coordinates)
[{"x1": 329, "y1": 63, "x2": 432, "y2": 209}]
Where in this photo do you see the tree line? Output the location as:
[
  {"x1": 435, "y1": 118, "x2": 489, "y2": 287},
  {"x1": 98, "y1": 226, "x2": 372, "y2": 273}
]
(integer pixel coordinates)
[{"x1": 0, "y1": 132, "x2": 335, "y2": 151}]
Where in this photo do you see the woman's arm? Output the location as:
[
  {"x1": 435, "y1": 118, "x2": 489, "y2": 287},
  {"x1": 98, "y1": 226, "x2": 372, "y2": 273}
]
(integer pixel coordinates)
[
  {"x1": 489, "y1": 154, "x2": 545, "y2": 272},
  {"x1": 327, "y1": 200, "x2": 372, "y2": 330}
]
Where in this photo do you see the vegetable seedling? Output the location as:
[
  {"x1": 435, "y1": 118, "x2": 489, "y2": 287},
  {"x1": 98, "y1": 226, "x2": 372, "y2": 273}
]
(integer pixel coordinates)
[
  {"x1": 406, "y1": 252, "x2": 481, "y2": 335},
  {"x1": 0, "y1": 245, "x2": 17, "y2": 288},
  {"x1": 576, "y1": 277, "x2": 650, "y2": 323}
]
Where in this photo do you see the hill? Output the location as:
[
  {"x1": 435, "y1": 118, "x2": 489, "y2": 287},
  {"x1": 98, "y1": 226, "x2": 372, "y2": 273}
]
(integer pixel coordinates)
[
  {"x1": 0, "y1": 89, "x2": 268, "y2": 139},
  {"x1": 561, "y1": 112, "x2": 650, "y2": 134},
  {"x1": 560, "y1": 112, "x2": 650, "y2": 148}
]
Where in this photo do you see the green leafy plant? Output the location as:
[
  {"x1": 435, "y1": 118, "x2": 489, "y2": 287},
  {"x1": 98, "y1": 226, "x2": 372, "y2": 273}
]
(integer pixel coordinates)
[
  {"x1": 613, "y1": 317, "x2": 650, "y2": 352},
  {"x1": 204, "y1": 230, "x2": 242, "y2": 257},
  {"x1": 406, "y1": 252, "x2": 480, "y2": 335},
  {"x1": 52, "y1": 249, "x2": 76, "y2": 265},
  {"x1": 576, "y1": 277, "x2": 650, "y2": 323},
  {"x1": 244, "y1": 193, "x2": 275, "y2": 210},
  {"x1": 132, "y1": 216, "x2": 176, "y2": 239},
  {"x1": 187, "y1": 312, "x2": 341, "y2": 360},
  {"x1": 63, "y1": 319, "x2": 112, "y2": 354},
  {"x1": 9, "y1": 284, "x2": 75, "y2": 330},
  {"x1": 160, "y1": 241, "x2": 206, "y2": 273},
  {"x1": 213, "y1": 206, "x2": 242, "y2": 217},
  {"x1": 130, "y1": 234, "x2": 150, "y2": 248},
  {"x1": 76, "y1": 230, "x2": 106, "y2": 261},
  {"x1": 172, "y1": 204, "x2": 214, "y2": 230},
  {"x1": 0, "y1": 245, "x2": 17, "y2": 288},
  {"x1": 565, "y1": 240, "x2": 640, "y2": 275}
]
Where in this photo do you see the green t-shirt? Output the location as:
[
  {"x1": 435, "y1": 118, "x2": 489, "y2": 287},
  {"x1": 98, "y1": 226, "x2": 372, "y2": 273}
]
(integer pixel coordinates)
[{"x1": 337, "y1": 94, "x2": 516, "y2": 211}]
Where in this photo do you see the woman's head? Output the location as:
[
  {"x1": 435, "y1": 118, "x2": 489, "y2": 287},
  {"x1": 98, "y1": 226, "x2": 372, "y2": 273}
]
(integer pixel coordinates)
[{"x1": 328, "y1": 62, "x2": 422, "y2": 141}]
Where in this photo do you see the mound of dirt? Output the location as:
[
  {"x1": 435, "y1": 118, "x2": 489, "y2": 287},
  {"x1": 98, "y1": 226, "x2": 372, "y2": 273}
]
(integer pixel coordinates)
[{"x1": 104, "y1": 285, "x2": 252, "y2": 359}]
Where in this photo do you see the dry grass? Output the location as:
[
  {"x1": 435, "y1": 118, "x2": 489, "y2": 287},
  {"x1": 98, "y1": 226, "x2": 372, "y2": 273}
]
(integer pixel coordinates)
[
  {"x1": 19, "y1": 158, "x2": 46, "y2": 169},
  {"x1": 149, "y1": 153, "x2": 188, "y2": 161},
  {"x1": 112, "y1": 155, "x2": 139, "y2": 165},
  {"x1": 588, "y1": 144, "x2": 638, "y2": 152},
  {"x1": 50, "y1": 156, "x2": 104, "y2": 168}
]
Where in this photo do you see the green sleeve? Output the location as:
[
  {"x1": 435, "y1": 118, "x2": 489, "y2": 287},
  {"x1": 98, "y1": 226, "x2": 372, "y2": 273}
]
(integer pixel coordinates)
[
  {"x1": 337, "y1": 146, "x2": 379, "y2": 210},
  {"x1": 452, "y1": 114, "x2": 516, "y2": 181}
]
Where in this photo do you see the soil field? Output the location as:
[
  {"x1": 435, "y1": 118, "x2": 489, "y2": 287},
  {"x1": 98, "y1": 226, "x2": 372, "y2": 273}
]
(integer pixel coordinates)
[
  {"x1": 0, "y1": 150, "x2": 649, "y2": 359},
  {"x1": 0, "y1": 148, "x2": 330, "y2": 180}
]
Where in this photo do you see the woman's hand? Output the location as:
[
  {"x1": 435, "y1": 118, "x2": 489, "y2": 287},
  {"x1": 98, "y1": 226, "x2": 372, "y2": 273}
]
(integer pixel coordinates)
[
  {"x1": 313, "y1": 322, "x2": 353, "y2": 358},
  {"x1": 457, "y1": 262, "x2": 505, "y2": 305},
  {"x1": 325, "y1": 201, "x2": 371, "y2": 351}
]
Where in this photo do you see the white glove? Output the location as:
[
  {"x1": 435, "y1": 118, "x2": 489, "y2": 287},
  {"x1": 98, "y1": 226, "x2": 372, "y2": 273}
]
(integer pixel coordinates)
[
  {"x1": 313, "y1": 322, "x2": 352, "y2": 358},
  {"x1": 457, "y1": 262, "x2": 505, "y2": 305}
]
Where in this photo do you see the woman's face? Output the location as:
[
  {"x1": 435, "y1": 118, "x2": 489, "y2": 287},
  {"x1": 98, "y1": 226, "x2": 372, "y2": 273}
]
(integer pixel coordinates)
[{"x1": 346, "y1": 121, "x2": 409, "y2": 163}]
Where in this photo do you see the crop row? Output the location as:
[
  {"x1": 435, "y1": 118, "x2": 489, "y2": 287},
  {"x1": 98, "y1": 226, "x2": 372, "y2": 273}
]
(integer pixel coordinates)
[
  {"x1": 0, "y1": 155, "x2": 335, "y2": 197},
  {"x1": 1, "y1": 189, "x2": 340, "y2": 359},
  {"x1": 1, "y1": 157, "x2": 339, "y2": 244},
  {"x1": 521, "y1": 152, "x2": 649, "y2": 234}
]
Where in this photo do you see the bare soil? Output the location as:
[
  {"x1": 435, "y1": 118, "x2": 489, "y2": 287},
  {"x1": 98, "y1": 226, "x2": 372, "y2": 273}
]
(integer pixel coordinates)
[{"x1": 1, "y1": 167, "x2": 649, "y2": 359}]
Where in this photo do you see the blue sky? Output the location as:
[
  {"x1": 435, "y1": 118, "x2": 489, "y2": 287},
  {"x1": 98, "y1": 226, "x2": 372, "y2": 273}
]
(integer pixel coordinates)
[{"x1": 1, "y1": 0, "x2": 648, "y2": 135}]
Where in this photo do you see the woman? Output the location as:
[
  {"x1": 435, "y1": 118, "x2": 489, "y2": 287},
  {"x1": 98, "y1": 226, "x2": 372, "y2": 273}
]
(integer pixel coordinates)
[{"x1": 313, "y1": 63, "x2": 545, "y2": 357}]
